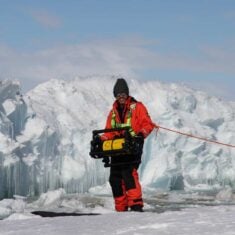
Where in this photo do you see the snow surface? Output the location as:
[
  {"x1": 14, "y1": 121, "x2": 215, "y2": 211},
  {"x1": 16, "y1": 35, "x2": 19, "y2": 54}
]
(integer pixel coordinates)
[
  {"x1": 0, "y1": 206, "x2": 235, "y2": 235},
  {"x1": 0, "y1": 189, "x2": 235, "y2": 235}
]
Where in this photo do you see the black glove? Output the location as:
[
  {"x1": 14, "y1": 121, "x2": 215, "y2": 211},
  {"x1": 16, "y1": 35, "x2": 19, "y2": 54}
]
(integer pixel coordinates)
[
  {"x1": 136, "y1": 132, "x2": 144, "y2": 142},
  {"x1": 135, "y1": 132, "x2": 144, "y2": 146},
  {"x1": 93, "y1": 135, "x2": 101, "y2": 144},
  {"x1": 90, "y1": 135, "x2": 102, "y2": 153},
  {"x1": 132, "y1": 132, "x2": 144, "y2": 156}
]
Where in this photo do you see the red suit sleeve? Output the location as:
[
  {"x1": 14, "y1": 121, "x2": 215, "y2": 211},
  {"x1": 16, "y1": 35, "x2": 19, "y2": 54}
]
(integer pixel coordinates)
[{"x1": 133, "y1": 102, "x2": 155, "y2": 138}]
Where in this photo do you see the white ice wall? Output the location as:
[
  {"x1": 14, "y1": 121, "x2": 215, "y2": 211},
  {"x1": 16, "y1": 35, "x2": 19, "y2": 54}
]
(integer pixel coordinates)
[{"x1": 0, "y1": 77, "x2": 234, "y2": 199}]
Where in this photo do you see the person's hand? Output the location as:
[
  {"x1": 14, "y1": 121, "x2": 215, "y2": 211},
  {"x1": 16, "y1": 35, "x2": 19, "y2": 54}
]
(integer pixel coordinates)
[
  {"x1": 94, "y1": 135, "x2": 101, "y2": 144},
  {"x1": 136, "y1": 132, "x2": 144, "y2": 139},
  {"x1": 135, "y1": 132, "x2": 144, "y2": 144}
]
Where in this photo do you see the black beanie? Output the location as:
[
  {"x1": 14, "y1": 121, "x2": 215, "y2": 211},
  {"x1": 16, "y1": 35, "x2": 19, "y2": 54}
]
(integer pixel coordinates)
[{"x1": 113, "y1": 78, "x2": 129, "y2": 97}]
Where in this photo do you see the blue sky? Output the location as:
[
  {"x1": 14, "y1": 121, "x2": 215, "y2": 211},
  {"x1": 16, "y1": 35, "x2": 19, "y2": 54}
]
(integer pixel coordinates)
[{"x1": 0, "y1": 0, "x2": 235, "y2": 100}]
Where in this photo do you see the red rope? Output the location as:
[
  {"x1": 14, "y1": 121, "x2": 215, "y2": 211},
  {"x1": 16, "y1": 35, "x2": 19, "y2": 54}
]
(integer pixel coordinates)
[{"x1": 154, "y1": 124, "x2": 235, "y2": 149}]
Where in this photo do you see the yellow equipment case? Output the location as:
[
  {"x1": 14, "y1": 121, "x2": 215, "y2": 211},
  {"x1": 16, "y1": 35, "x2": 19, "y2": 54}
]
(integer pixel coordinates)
[{"x1": 89, "y1": 127, "x2": 143, "y2": 162}]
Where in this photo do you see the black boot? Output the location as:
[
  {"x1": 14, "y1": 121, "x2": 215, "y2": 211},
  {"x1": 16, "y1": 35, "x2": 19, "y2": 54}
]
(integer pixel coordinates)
[{"x1": 130, "y1": 205, "x2": 143, "y2": 212}]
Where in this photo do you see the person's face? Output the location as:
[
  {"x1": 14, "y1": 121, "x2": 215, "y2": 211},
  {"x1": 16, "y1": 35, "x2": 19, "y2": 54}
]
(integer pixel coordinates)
[{"x1": 116, "y1": 93, "x2": 128, "y2": 105}]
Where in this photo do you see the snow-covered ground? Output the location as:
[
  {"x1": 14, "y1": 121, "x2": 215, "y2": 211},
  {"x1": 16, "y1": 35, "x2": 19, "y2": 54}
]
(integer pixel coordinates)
[
  {"x1": 1, "y1": 206, "x2": 235, "y2": 235},
  {"x1": 0, "y1": 189, "x2": 235, "y2": 235}
]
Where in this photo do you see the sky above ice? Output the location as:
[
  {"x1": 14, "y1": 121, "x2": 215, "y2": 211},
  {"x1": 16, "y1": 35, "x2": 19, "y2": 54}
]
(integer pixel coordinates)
[{"x1": 0, "y1": 0, "x2": 235, "y2": 100}]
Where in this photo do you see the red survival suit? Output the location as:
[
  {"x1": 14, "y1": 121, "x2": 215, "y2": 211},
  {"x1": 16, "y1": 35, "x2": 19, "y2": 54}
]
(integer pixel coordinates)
[{"x1": 102, "y1": 96, "x2": 155, "y2": 211}]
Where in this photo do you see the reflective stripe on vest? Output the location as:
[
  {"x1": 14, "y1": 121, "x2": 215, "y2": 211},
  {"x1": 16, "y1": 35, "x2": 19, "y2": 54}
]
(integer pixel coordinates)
[{"x1": 111, "y1": 107, "x2": 136, "y2": 137}]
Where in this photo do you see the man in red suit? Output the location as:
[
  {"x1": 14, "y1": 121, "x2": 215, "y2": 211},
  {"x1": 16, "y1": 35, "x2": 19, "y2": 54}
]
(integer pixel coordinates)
[{"x1": 101, "y1": 78, "x2": 155, "y2": 212}]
